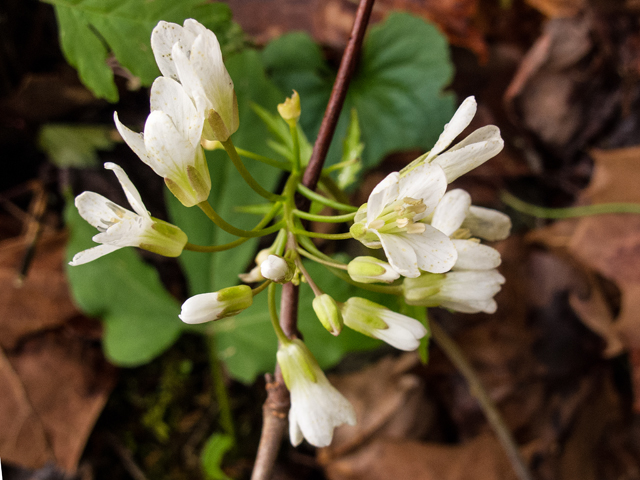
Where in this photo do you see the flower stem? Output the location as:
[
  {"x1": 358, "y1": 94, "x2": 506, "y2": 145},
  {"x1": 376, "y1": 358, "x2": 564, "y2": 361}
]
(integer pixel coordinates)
[
  {"x1": 292, "y1": 209, "x2": 357, "y2": 223},
  {"x1": 430, "y1": 320, "x2": 533, "y2": 480},
  {"x1": 297, "y1": 184, "x2": 358, "y2": 212},
  {"x1": 501, "y1": 190, "x2": 640, "y2": 218},
  {"x1": 291, "y1": 229, "x2": 353, "y2": 240},
  {"x1": 235, "y1": 147, "x2": 291, "y2": 171},
  {"x1": 297, "y1": 247, "x2": 349, "y2": 270},
  {"x1": 222, "y1": 138, "x2": 285, "y2": 202},
  {"x1": 206, "y1": 333, "x2": 236, "y2": 444},
  {"x1": 252, "y1": 280, "x2": 272, "y2": 295},
  {"x1": 268, "y1": 283, "x2": 289, "y2": 345},
  {"x1": 290, "y1": 123, "x2": 301, "y2": 172},
  {"x1": 294, "y1": 257, "x2": 323, "y2": 297},
  {"x1": 198, "y1": 201, "x2": 285, "y2": 238}
]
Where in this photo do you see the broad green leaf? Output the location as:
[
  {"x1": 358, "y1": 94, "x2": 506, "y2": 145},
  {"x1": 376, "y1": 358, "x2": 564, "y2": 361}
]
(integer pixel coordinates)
[
  {"x1": 201, "y1": 432, "x2": 234, "y2": 480},
  {"x1": 38, "y1": 124, "x2": 115, "y2": 168},
  {"x1": 65, "y1": 199, "x2": 183, "y2": 366},
  {"x1": 166, "y1": 50, "x2": 285, "y2": 297},
  {"x1": 214, "y1": 260, "x2": 389, "y2": 384},
  {"x1": 262, "y1": 12, "x2": 455, "y2": 170},
  {"x1": 47, "y1": 0, "x2": 235, "y2": 101}
]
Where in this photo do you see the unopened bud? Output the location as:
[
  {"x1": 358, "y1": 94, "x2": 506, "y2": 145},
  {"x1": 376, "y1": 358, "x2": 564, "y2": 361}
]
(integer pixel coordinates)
[
  {"x1": 277, "y1": 90, "x2": 301, "y2": 127},
  {"x1": 347, "y1": 256, "x2": 400, "y2": 284},
  {"x1": 179, "y1": 285, "x2": 253, "y2": 324},
  {"x1": 239, "y1": 247, "x2": 272, "y2": 283},
  {"x1": 260, "y1": 255, "x2": 295, "y2": 283},
  {"x1": 312, "y1": 294, "x2": 343, "y2": 336}
]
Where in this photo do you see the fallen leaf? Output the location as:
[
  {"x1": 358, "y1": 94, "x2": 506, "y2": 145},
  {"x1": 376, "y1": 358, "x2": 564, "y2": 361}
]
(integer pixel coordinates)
[
  {"x1": 324, "y1": 434, "x2": 518, "y2": 480},
  {"x1": 525, "y1": 0, "x2": 586, "y2": 18},
  {"x1": 0, "y1": 331, "x2": 116, "y2": 471},
  {"x1": 0, "y1": 232, "x2": 80, "y2": 350}
]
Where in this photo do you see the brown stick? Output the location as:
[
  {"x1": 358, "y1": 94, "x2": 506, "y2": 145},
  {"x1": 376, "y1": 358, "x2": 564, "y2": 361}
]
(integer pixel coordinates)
[{"x1": 251, "y1": 1, "x2": 375, "y2": 479}]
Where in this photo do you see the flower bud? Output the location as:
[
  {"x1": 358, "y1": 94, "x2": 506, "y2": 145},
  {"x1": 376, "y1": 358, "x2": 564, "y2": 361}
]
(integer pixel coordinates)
[
  {"x1": 239, "y1": 247, "x2": 272, "y2": 283},
  {"x1": 312, "y1": 294, "x2": 343, "y2": 336},
  {"x1": 260, "y1": 255, "x2": 295, "y2": 283},
  {"x1": 179, "y1": 285, "x2": 253, "y2": 324},
  {"x1": 347, "y1": 256, "x2": 400, "y2": 284},
  {"x1": 277, "y1": 90, "x2": 301, "y2": 127},
  {"x1": 341, "y1": 297, "x2": 427, "y2": 351}
]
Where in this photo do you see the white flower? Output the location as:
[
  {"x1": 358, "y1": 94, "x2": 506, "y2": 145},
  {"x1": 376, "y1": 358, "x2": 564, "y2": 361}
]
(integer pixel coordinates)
[
  {"x1": 341, "y1": 297, "x2": 427, "y2": 351},
  {"x1": 347, "y1": 256, "x2": 400, "y2": 284},
  {"x1": 70, "y1": 163, "x2": 187, "y2": 266},
  {"x1": 260, "y1": 255, "x2": 294, "y2": 283},
  {"x1": 114, "y1": 77, "x2": 210, "y2": 207},
  {"x1": 151, "y1": 19, "x2": 238, "y2": 142},
  {"x1": 403, "y1": 270, "x2": 506, "y2": 314},
  {"x1": 350, "y1": 163, "x2": 457, "y2": 278},
  {"x1": 238, "y1": 247, "x2": 272, "y2": 283},
  {"x1": 179, "y1": 285, "x2": 253, "y2": 324},
  {"x1": 429, "y1": 189, "x2": 507, "y2": 270},
  {"x1": 277, "y1": 339, "x2": 356, "y2": 447},
  {"x1": 402, "y1": 96, "x2": 504, "y2": 183}
]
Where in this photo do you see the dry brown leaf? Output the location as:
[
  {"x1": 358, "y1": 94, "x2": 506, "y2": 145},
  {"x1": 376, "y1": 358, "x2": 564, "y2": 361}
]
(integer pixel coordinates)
[
  {"x1": 0, "y1": 331, "x2": 116, "y2": 471},
  {"x1": 319, "y1": 354, "x2": 434, "y2": 462},
  {"x1": 324, "y1": 434, "x2": 517, "y2": 480},
  {"x1": 0, "y1": 232, "x2": 80, "y2": 350},
  {"x1": 227, "y1": 0, "x2": 488, "y2": 59}
]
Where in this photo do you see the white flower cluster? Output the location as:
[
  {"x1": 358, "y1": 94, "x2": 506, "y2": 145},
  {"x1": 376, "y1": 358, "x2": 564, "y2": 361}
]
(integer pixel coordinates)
[{"x1": 350, "y1": 97, "x2": 510, "y2": 314}]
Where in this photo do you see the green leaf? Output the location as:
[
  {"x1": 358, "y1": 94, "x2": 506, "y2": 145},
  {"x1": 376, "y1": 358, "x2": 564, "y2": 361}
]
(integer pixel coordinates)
[
  {"x1": 65, "y1": 198, "x2": 183, "y2": 366},
  {"x1": 48, "y1": 0, "x2": 235, "y2": 101},
  {"x1": 337, "y1": 108, "x2": 364, "y2": 190},
  {"x1": 38, "y1": 124, "x2": 115, "y2": 168},
  {"x1": 201, "y1": 432, "x2": 234, "y2": 480},
  {"x1": 166, "y1": 49, "x2": 285, "y2": 298},
  {"x1": 262, "y1": 12, "x2": 455, "y2": 169},
  {"x1": 214, "y1": 260, "x2": 390, "y2": 384}
]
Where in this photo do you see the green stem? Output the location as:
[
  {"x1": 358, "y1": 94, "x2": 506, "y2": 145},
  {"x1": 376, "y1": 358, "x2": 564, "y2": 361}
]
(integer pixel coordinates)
[
  {"x1": 290, "y1": 123, "x2": 301, "y2": 173},
  {"x1": 297, "y1": 247, "x2": 349, "y2": 270},
  {"x1": 297, "y1": 184, "x2": 358, "y2": 212},
  {"x1": 297, "y1": 236, "x2": 403, "y2": 295},
  {"x1": 252, "y1": 280, "x2": 272, "y2": 295},
  {"x1": 294, "y1": 257, "x2": 323, "y2": 296},
  {"x1": 291, "y1": 229, "x2": 353, "y2": 240},
  {"x1": 235, "y1": 147, "x2": 291, "y2": 171},
  {"x1": 320, "y1": 175, "x2": 353, "y2": 206},
  {"x1": 198, "y1": 201, "x2": 285, "y2": 238},
  {"x1": 292, "y1": 209, "x2": 357, "y2": 223},
  {"x1": 501, "y1": 191, "x2": 640, "y2": 219},
  {"x1": 185, "y1": 203, "x2": 282, "y2": 252},
  {"x1": 222, "y1": 138, "x2": 285, "y2": 202},
  {"x1": 268, "y1": 283, "x2": 289, "y2": 344},
  {"x1": 206, "y1": 333, "x2": 236, "y2": 444},
  {"x1": 322, "y1": 158, "x2": 357, "y2": 174}
]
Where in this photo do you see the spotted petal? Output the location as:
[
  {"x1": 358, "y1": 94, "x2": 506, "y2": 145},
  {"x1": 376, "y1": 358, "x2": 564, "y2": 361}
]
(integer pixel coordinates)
[
  {"x1": 431, "y1": 189, "x2": 471, "y2": 236},
  {"x1": 150, "y1": 77, "x2": 203, "y2": 148}
]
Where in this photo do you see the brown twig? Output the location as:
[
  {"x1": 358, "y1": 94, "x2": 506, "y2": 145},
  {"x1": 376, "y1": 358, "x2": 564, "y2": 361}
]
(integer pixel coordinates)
[
  {"x1": 430, "y1": 320, "x2": 535, "y2": 480},
  {"x1": 251, "y1": 1, "x2": 375, "y2": 479}
]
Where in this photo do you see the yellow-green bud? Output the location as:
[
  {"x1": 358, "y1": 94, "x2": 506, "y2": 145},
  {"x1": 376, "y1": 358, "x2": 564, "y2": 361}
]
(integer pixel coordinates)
[
  {"x1": 402, "y1": 274, "x2": 444, "y2": 306},
  {"x1": 179, "y1": 285, "x2": 253, "y2": 324},
  {"x1": 347, "y1": 256, "x2": 400, "y2": 284},
  {"x1": 277, "y1": 90, "x2": 301, "y2": 127},
  {"x1": 312, "y1": 294, "x2": 343, "y2": 336}
]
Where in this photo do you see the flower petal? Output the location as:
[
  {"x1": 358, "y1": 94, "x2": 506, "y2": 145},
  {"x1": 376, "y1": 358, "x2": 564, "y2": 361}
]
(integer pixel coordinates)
[
  {"x1": 426, "y1": 96, "x2": 477, "y2": 161},
  {"x1": 93, "y1": 216, "x2": 149, "y2": 247},
  {"x1": 104, "y1": 162, "x2": 150, "y2": 219},
  {"x1": 375, "y1": 230, "x2": 419, "y2": 277},
  {"x1": 432, "y1": 126, "x2": 504, "y2": 183},
  {"x1": 452, "y1": 239, "x2": 502, "y2": 270},
  {"x1": 151, "y1": 21, "x2": 184, "y2": 81},
  {"x1": 69, "y1": 243, "x2": 122, "y2": 266},
  {"x1": 288, "y1": 412, "x2": 304, "y2": 447},
  {"x1": 397, "y1": 163, "x2": 447, "y2": 218},
  {"x1": 431, "y1": 189, "x2": 471, "y2": 235},
  {"x1": 113, "y1": 112, "x2": 154, "y2": 167},
  {"x1": 439, "y1": 270, "x2": 505, "y2": 313},
  {"x1": 179, "y1": 292, "x2": 224, "y2": 324},
  {"x1": 150, "y1": 76, "x2": 203, "y2": 148},
  {"x1": 144, "y1": 110, "x2": 197, "y2": 178},
  {"x1": 373, "y1": 311, "x2": 427, "y2": 351},
  {"x1": 172, "y1": 43, "x2": 206, "y2": 107},
  {"x1": 74, "y1": 191, "x2": 116, "y2": 229},
  {"x1": 366, "y1": 172, "x2": 399, "y2": 224},
  {"x1": 462, "y1": 206, "x2": 512, "y2": 241}
]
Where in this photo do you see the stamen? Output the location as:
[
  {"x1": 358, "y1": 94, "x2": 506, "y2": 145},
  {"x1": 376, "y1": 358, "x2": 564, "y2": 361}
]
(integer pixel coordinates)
[
  {"x1": 406, "y1": 223, "x2": 426, "y2": 234},
  {"x1": 368, "y1": 219, "x2": 385, "y2": 230},
  {"x1": 403, "y1": 197, "x2": 421, "y2": 205},
  {"x1": 396, "y1": 218, "x2": 409, "y2": 228}
]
